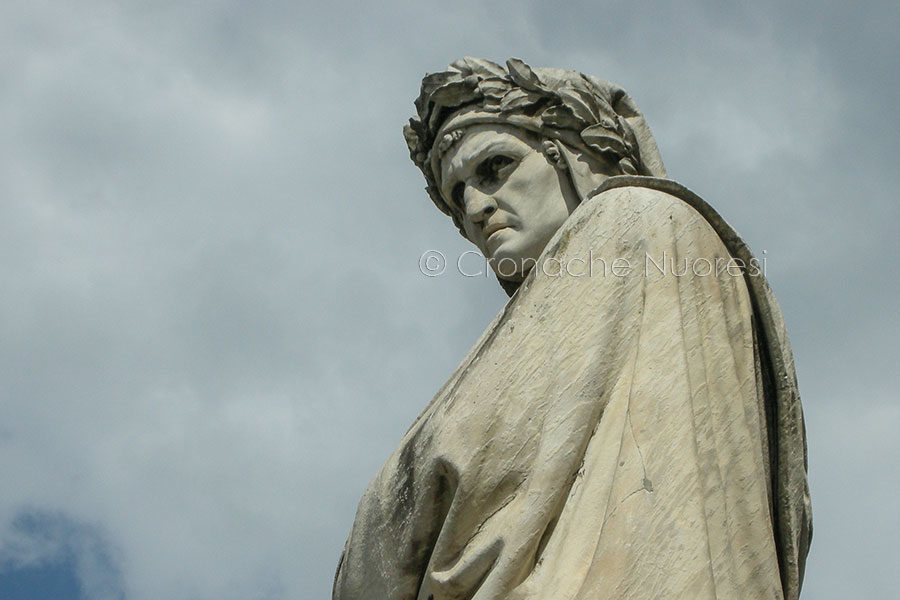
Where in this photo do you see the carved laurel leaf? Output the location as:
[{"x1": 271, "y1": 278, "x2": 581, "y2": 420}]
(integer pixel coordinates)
[
  {"x1": 581, "y1": 124, "x2": 628, "y2": 155},
  {"x1": 448, "y1": 59, "x2": 471, "y2": 75},
  {"x1": 402, "y1": 123, "x2": 418, "y2": 153},
  {"x1": 556, "y1": 87, "x2": 600, "y2": 124},
  {"x1": 506, "y1": 58, "x2": 544, "y2": 92},
  {"x1": 407, "y1": 116, "x2": 424, "y2": 135},
  {"x1": 499, "y1": 88, "x2": 543, "y2": 111},
  {"x1": 421, "y1": 71, "x2": 460, "y2": 95},
  {"x1": 540, "y1": 105, "x2": 583, "y2": 131},
  {"x1": 619, "y1": 158, "x2": 639, "y2": 175},
  {"x1": 477, "y1": 77, "x2": 511, "y2": 100},
  {"x1": 458, "y1": 56, "x2": 507, "y2": 79},
  {"x1": 592, "y1": 106, "x2": 619, "y2": 131},
  {"x1": 429, "y1": 80, "x2": 481, "y2": 106}
]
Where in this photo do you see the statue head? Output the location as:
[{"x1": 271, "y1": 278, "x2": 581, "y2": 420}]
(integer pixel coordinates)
[{"x1": 404, "y1": 57, "x2": 666, "y2": 287}]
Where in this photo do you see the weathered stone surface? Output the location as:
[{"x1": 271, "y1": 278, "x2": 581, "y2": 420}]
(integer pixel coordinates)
[{"x1": 334, "y1": 58, "x2": 810, "y2": 600}]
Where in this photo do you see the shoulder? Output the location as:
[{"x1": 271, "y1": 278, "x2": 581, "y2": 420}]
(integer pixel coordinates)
[
  {"x1": 581, "y1": 176, "x2": 709, "y2": 225},
  {"x1": 559, "y1": 177, "x2": 716, "y2": 247},
  {"x1": 541, "y1": 177, "x2": 746, "y2": 277}
]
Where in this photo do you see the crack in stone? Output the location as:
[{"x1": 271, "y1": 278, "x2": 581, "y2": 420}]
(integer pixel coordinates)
[{"x1": 626, "y1": 406, "x2": 651, "y2": 487}]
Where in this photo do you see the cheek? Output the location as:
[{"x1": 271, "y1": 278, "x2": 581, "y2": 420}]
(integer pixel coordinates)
[
  {"x1": 504, "y1": 165, "x2": 558, "y2": 214},
  {"x1": 513, "y1": 169, "x2": 568, "y2": 225}
]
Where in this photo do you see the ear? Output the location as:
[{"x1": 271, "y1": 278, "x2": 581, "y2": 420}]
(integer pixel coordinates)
[{"x1": 541, "y1": 140, "x2": 568, "y2": 171}]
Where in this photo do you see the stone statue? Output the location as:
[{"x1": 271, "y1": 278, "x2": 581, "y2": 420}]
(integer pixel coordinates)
[{"x1": 334, "y1": 58, "x2": 811, "y2": 600}]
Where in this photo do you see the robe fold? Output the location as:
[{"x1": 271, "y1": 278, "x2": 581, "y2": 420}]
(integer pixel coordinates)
[{"x1": 334, "y1": 177, "x2": 811, "y2": 600}]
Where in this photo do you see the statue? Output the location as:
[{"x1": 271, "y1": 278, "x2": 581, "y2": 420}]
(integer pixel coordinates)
[{"x1": 334, "y1": 58, "x2": 811, "y2": 599}]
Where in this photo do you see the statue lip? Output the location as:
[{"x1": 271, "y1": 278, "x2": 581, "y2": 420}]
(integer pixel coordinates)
[{"x1": 483, "y1": 222, "x2": 512, "y2": 240}]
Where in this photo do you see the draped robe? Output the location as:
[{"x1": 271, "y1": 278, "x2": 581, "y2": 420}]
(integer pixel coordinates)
[{"x1": 334, "y1": 177, "x2": 811, "y2": 600}]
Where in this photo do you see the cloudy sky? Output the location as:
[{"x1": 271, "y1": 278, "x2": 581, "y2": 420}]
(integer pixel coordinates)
[{"x1": 1, "y1": 1, "x2": 897, "y2": 598}]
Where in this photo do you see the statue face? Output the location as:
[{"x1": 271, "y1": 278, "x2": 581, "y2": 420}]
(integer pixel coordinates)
[{"x1": 439, "y1": 124, "x2": 579, "y2": 280}]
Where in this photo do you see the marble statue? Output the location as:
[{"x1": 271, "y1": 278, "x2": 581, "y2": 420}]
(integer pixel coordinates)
[{"x1": 334, "y1": 58, "x2": 811, "y2": 599}]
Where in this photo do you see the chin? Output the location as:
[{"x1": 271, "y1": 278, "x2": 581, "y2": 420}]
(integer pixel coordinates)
[{"x1": 488, "y1": 243, "x2": 542, "y2": 281}]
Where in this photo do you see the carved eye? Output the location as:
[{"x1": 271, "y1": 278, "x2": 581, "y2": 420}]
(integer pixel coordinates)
[
  {"x1": 490, "y1": 154, "x2": 514, "y2": 171},
  {"x1": 450, "y1": 155, "x2": 514, "y2": 212},
  {"x1": 477, "y1": 155, "x2": 514, "y2": 182}
]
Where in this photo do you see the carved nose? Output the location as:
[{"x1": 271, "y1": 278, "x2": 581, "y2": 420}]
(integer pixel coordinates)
[{"x1": 464, "y1": 187, "x2": 497, "y2": 223}]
